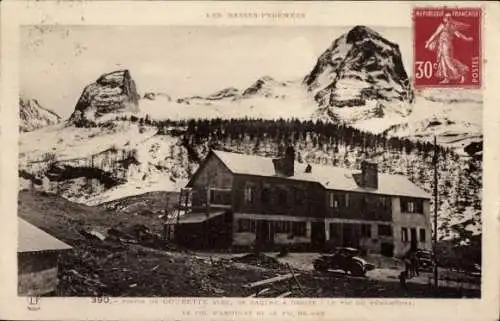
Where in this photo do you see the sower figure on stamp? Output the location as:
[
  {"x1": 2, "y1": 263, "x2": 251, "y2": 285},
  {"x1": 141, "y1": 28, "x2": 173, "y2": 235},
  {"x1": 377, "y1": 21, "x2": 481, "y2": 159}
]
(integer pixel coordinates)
[{"x1": 425, "y1": 13, "x2": 473, "y2": 84}]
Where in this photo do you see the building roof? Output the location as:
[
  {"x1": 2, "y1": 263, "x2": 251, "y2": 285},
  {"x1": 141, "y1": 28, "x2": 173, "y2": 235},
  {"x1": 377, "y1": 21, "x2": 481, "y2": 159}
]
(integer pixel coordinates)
[
  {"x1": 166, "y1": 211, "x2": 225, "y2": 225},
  {"x1": 18, "y1": 219, "x2": 72, "y2": 253},
  {"x1": 212, "y1": 150, "x2": 431, "y2": 199}
]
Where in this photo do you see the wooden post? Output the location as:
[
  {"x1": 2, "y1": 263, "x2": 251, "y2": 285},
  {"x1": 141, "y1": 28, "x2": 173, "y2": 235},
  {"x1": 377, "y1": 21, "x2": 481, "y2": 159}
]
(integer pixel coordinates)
[
  {"x1": 184, "y1": 189, "x2": 189, "y2": 215},
  {"x1": 206, "y1": 186, "x2": 211, "y2": 218},
  {"x1": 433, "y1": 136, "x2": 439, "y2": 291},
  {"x1": 287, "y1": 263, "x2": 304, "y2": 295},
  {"x1": 163, "y1": 196, "x2": 169, "y2": 240},
  {"x1": 176, "y1": 189, "x2": 182, "y2": 226}
]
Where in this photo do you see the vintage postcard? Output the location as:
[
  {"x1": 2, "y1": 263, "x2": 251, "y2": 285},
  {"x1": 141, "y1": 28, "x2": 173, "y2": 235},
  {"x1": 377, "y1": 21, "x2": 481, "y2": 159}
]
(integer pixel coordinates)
[{"x1": 1, "y1": 1, "x2": 499, "y2": 321}]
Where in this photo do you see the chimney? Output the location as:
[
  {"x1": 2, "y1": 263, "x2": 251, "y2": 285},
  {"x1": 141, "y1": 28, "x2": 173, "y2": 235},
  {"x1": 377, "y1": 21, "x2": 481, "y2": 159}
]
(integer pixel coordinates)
[
  {"x1": 360, "y1": 160, "x2": 378, "y2": 189},
  {"x1": 273, "y1": 146, "x2": 295, "y2": 177}
]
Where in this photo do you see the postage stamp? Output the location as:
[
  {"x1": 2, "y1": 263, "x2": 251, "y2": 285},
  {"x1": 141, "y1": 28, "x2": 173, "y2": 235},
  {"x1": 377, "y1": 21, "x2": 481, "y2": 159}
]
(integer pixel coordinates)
[
  {"x1": 0, "y1": 1, "x2": 499, "y2": 321},
  {"x1": 413, "y1": 7, "x2": 482, "y2": 88}
]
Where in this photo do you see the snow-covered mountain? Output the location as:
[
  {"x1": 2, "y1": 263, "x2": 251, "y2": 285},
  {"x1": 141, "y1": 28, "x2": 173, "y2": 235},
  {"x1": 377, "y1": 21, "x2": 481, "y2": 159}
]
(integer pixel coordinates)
[
  {"x1": 377, "y1": 89, "x2": 483, "y2": 157},
  {"x1": 136, "y1": 25, "x2": 480, "y2": 155},
  {"x1": 142, "y1": 77, "x2": 317, "y2": 122},
  {"x1": 19, "y1": 96, "x2": 61, "y2": 132},
  {"x1": 68, "y1": 70, "x2": 140, "y2": 126},
  {"x1": 303, "y1": 26, "x2": 413, "y2": 122}
]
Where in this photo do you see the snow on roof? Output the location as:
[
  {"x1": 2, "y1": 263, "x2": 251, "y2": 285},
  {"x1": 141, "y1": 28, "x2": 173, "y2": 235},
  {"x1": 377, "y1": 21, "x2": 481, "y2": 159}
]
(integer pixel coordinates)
[
  {"x1": 212, "y1": 150, "x2": 430, "y2": 199},
  {"x1": 165, "y1": 211, "x2": 225, "y2": 225},
  {"x1": 18, "y1": 219, "x2": 72, "y2": 253}
]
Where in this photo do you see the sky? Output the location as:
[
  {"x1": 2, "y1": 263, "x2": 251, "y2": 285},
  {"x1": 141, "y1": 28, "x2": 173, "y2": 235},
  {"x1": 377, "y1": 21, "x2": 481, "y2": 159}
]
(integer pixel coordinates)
[{"x1": 21, "y1": 25, "x2": 411, "y2": 118}]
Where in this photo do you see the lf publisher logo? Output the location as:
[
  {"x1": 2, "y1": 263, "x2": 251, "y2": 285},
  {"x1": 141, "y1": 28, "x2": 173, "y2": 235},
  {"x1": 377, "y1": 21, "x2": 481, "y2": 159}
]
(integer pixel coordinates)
[{"x1": 27, "y1": 295, "x2": 41, "y2": 311}]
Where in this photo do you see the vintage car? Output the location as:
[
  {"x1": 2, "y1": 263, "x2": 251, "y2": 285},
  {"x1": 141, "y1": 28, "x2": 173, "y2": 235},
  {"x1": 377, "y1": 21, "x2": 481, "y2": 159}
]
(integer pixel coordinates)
[{"x1": 313, "y1": 247, "x2": 376, "y2": 276}]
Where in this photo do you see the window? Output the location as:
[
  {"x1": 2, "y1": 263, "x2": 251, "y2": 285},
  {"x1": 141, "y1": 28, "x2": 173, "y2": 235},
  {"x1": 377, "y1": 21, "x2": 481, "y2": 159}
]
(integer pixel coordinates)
[
  {"x1": 415, "y1": 200, "x2": 424, "y2": 213},
  {"x1": 378, "y1": 196, "x2": 390, "y2": 209},
  {"x1": 329, "y1": 192, "x2": 339, "y2": 208},
  {"x1": 262, "y1": 185, "x2": 271, "y2": 205},
  {"x1": 401, "y1": 198, "x2": 423, "y2": 214},
  {"x1": 361, "y1": 195, "x2": 372, "y2": 210},
  {"x1": 275, "y1": 221, "x2": 291, "y2": 233},
  {"x1": 276, "y1": 187, "x2": 288, "y2": 205},
  {"x1": 407, "y1": 201, "x2": 415, "y2": 213},
  {"x1": 401, "y1": 227, "x2": 408, "y2": 242},
  {"x1": 244, "y1": 185, "x2": 255, "y2": 204},
  {"x1": 209, "y1": 189, "x2": 230, "y2": 205},
  {"x1": 361, "y1": 224, "x2": 372, "y2": 238},
  {"x1": 292, "y1": 222, "x2": 307, "y2": 237},
  {"x1": 419, "y1": 228, "x2": 426, "y2": 242},
  {"x1": 378, "y1": 224, "x2": 392, "y2": 236},
  {"x1": 294, "y1": 188, "x2": 304, "y2": 206},
  {"x1": 345, "y1": 193, "x2": 350, "y2": 208},
  {"x1": 400, "y1": 198, "x2": 407, "y2": 212}
]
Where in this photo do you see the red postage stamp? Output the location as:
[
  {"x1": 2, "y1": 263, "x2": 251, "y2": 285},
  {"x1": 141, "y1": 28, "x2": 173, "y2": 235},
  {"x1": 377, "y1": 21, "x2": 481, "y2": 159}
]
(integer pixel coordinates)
[{"x1": 413, "y1": 7, "x2": 481, "y2": 88}]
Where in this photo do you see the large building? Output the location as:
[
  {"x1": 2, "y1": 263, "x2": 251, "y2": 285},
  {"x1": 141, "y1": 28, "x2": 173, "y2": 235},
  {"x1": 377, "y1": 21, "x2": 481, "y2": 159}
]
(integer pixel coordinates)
[
  {"x1": 18, "y1": 218, "x2": 72, "y2": 296},
  {"x1": 166, "y1": 148, "x2": 432, "y2": 257}
]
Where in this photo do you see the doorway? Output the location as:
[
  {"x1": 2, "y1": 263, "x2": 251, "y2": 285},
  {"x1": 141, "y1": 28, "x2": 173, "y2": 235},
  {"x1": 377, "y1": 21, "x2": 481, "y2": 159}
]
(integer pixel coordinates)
[
  {"x1": 256, "y1": 220, "x2": 274, "y2": 249},
  {"x1": 410, "y1": 228, "x2": 417, "y2": 251},
  {"x1": 342, "y1": 223, "x2": 357, "y2": 248},
  {"x1": 311, "y1": 222, "x2": 325, "y2": 250},
  {"x1": 381, "y1": 242, "x2": 394, "y2": 257}
]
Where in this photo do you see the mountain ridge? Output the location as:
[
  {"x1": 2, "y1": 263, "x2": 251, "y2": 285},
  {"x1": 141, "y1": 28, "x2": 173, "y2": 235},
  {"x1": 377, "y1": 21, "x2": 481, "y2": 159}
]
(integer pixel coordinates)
[{"x1": 19, "y1": 96, "x2": 62, "y2": 132}]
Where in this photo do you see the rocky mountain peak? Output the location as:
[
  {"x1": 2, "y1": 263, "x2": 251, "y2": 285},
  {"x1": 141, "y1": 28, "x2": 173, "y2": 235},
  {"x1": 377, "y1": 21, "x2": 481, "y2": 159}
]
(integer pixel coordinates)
[
  {"x1": 143, "y1": 92, "x2": 172, "y2": 101},
  {"x1": 206, "y1": 87, "x2": 240, "y2": 100},
  {"x1": 19, "y1": 96, "x2": 61, "y2": 132},
  {"x1": 69, "y1": 70, "x2": 140, "y2": 126},
  {"x1": 346, "y1": 26, "x2": 385, "y2": 44},
  {"x1": 304, "y1": 25, "x2": 413, "y2": 114},
  {"x1": 242, "y1": 76, "x2": 287, "y2": 98}
]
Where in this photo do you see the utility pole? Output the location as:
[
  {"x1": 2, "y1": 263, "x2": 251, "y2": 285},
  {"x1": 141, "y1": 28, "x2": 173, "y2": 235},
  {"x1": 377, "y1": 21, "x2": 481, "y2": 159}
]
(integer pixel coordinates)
[
  {"x1": 206, "y1": 186, "x2": 211, "y2": 218},
  {"x1": 433, "y1": 136, "x2": 439, "y2": 291},
  {"x1": 176, "y1": 190, "x2": 182, "y2": 227},
  {"x1": 163, "y1": 196, "x2": 169, "y2": 241},
  {"x1": 184, "y1": 188, "x2": 190, "y2": 217}
]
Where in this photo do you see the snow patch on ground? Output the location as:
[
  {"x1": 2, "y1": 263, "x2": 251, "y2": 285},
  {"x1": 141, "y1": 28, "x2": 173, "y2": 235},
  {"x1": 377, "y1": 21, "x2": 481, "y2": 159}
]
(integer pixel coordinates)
[
  {"x1": 19, "y1": 122, "x2": 157, "y2": 163},
  {"x1": 350, "y1": 89, "x2": 482, "y2": 153},
  {"x1": 19, "y1": 121, "x2": 191, "y2": 205},
  {"x1": 85, "y1": 177, "x2": 187, "y2": 206}
]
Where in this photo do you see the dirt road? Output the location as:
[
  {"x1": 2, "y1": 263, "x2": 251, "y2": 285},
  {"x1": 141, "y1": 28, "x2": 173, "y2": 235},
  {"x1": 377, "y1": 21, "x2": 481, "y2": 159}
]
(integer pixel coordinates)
[{"x1": 197, "y1": 251, "x2": 481, "y2": 292}]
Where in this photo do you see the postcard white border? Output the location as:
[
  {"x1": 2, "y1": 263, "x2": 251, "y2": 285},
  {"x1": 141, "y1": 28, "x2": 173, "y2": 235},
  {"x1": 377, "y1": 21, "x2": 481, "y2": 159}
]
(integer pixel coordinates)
[{"x1": 1, "y1": 1, "x2": 499, "y2": 321}]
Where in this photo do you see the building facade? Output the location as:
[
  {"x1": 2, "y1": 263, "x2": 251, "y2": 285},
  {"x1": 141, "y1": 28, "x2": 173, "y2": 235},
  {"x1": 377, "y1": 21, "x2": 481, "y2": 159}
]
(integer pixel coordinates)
[
  {"x1": 167, "y1": 148, "x2": 432, "y2": 257},
  {"x1": 18, "y1": 219, "x2": 72, "y2": 296}
]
